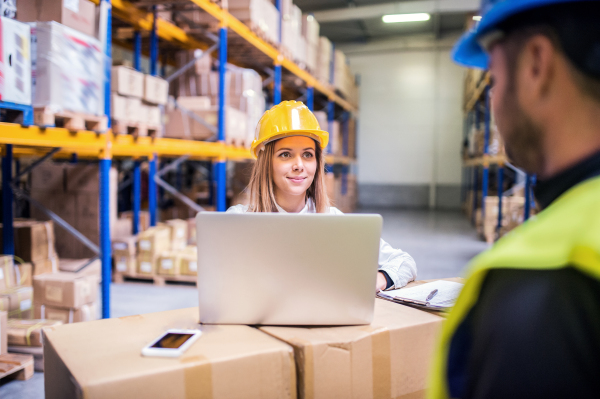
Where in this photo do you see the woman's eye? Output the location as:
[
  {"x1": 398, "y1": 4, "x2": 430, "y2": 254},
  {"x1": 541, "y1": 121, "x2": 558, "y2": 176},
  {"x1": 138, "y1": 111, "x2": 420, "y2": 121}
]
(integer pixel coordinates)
[
  {"x1": 279, "y1": 152, "x2": 290, "y2": 158},
  {"x1": 303, "y1": 152, "x2": 314, "y2": 158}
]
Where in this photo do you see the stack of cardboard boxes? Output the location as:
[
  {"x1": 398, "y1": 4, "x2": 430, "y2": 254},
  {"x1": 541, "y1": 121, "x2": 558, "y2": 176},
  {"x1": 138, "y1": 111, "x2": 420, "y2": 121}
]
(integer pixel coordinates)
[
  {"x1": 29, "y1": 162, "x2": 123, "y2": 259},
  {"x1": 281, "y1": 0, "x2": 305, "y2": 65},
  {"x1": 167, "y1": 63, "x2": 264, "y2": 147},
  {"x1": 113, "y1": 219, "x2": 198, "y2": 281},
  {"x1": 33, "y1": 270, "x2": 100, "y2": 324},
  {"x1": 302, "y1": 14, "x2": 320, "y2": 73},
  {"x1": 0, "y1": 256, "x2": 34, "y2": 321},
  {"x1": 326, "y1": 173, "x2": 358, "y2": 213},
  {"x1": 475, "y1": 195, "x2": 527, "y2": 243},
  {"x1": 229, "y1": 0, "x2": 280, "y2": 45},
  {"x1": 44, "y1": 298, "x2": 445, "y2": 398},
  {"x1": 333, "y1": 50, "x2": 359, "y2": 105},
  {"x1": 111, "y1": 65, "x2": 166, "y2": 136},
  {"x1": 317, "y1": 36, "x2": 333, "y2": 85}
]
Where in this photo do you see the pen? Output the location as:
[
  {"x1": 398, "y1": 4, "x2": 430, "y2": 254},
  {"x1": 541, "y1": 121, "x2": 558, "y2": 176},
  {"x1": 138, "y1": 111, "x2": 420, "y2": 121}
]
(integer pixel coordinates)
[{"x1": 426, "y1": 289, "x2": 438, "y2": 302}]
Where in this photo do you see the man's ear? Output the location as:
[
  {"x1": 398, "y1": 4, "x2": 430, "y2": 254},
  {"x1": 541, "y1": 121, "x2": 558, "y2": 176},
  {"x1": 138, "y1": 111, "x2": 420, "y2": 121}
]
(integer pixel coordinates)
[{"x1": 516, "y1": 34, "x2": 557, "y2": 109}]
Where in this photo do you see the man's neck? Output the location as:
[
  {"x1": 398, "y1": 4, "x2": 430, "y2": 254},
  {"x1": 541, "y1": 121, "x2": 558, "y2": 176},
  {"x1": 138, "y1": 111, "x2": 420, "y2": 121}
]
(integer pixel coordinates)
[
  {"x1": 274, "y1": 191, "x2": 306, "y2": 213},
  {"x1": 540, "y1": 102, "x2": 600, "y2": 179}
]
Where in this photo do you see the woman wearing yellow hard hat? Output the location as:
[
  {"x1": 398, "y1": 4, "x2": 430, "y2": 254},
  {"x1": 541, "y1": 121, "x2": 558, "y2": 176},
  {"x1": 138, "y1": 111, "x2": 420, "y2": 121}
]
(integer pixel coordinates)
[{"x1": 227, "y1": 101, "x2": 417, "y2": 291}]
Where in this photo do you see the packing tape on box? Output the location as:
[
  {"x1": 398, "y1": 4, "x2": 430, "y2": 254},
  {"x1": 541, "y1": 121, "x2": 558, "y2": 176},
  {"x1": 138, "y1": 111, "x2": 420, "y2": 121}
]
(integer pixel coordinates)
[
  {"x1": 182, "y1": 355, "x2": 213, "y2": 399},
  {"x1": 360, "y1": 325, "x2": 392, "y2": 399},
  {"x1": 8, "y1": 320, "x2": 46, "y2": 346}
]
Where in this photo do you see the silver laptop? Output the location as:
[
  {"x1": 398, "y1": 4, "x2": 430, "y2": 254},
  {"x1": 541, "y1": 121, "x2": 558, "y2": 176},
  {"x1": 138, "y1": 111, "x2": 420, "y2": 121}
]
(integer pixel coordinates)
[{"x1": 196, "y1": 212, "x2": 383, "y2": 326}]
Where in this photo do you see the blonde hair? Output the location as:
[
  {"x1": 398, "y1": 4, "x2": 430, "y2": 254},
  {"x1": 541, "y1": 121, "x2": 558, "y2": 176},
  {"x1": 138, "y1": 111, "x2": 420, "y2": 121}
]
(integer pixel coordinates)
[{"x1": 247, "y1": 139, "x2": 330, "y2": 213}]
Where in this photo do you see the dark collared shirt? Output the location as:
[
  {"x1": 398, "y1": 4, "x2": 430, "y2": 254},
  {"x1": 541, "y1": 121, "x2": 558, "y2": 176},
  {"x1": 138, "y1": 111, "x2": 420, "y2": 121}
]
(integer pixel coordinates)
[{"x1": 447, "y1": 150, "x2": 600, "y2": 399}]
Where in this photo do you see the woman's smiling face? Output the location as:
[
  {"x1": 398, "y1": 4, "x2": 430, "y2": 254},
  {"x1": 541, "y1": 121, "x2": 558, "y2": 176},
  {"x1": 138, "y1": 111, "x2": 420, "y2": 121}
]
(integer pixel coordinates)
[{"x1": 272, "y1": 136, "x2": 317, "y2": 199}]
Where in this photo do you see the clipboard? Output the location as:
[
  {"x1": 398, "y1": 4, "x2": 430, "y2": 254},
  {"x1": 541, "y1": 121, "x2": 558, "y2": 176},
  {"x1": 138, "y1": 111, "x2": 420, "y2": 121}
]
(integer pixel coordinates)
[{"x1": 377, "y1": 280, "x2": 464, "y2": 312}]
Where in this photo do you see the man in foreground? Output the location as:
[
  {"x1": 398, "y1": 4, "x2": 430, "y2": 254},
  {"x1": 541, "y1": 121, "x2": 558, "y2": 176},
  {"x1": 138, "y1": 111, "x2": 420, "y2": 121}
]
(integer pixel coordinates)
[{"x1": 430, "y1": 1, "x2": 600, "y2": 398}]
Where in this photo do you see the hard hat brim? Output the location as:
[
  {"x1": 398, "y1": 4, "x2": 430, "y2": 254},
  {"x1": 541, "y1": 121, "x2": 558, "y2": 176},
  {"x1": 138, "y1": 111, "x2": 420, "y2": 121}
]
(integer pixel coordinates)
[
  {"x1": 451, "y1": 29, "x2": 489, "y2": 69},
  {"x1": 451, "y1": 0, "x2": 587, "y2": 68},
  {"x1": 251, "y1": 129, "x2": 329, "y2": 157}
]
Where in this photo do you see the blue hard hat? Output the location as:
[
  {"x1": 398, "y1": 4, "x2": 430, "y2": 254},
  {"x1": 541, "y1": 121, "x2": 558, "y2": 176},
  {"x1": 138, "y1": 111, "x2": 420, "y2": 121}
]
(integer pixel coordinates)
[{"x1": 452, "y1": 0, "x2": 597, "y2": 69}]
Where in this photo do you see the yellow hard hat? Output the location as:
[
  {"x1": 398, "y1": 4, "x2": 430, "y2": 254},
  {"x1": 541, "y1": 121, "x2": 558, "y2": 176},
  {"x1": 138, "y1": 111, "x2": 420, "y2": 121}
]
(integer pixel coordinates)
[{"x1": 251, "y1": 100, "x2": 329, "y2": 157}]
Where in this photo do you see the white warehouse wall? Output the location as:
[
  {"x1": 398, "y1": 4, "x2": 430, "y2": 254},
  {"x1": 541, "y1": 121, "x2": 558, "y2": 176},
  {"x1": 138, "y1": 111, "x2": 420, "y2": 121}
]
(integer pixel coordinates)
[{"x1": 342, "y1": 37, "x2": 465, "y2": 209}]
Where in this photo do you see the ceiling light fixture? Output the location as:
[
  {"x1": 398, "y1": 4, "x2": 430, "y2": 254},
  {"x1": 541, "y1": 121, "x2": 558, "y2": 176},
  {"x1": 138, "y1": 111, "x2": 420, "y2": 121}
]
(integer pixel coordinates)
[{"x1": 382, "y1": 13, "x2": 431, "y2": 23}]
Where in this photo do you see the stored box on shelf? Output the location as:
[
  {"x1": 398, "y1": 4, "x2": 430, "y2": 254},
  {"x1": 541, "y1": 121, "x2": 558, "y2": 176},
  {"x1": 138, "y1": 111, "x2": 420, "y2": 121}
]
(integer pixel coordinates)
[
  {"x1": 0, "y1": 286, "x2": 33, "y2": 319},
  {"x1": 111, "y1": 66, "x2": 144, "y2": 99},
  {"x1": 29, "y1": 21, "x2": 103, "y2": 116},
  {"x1": 143, "y1": 74, "x2": 168, "y2": 105},
  {"x1": 33, "y1": 272, "x2": 99, "y2": 309},
  {"x1": 17, "y1": 0, "x2": 96, "y2": 37},
  {"x1": 0, "y1": 17, "x2": 31, "y2": 105}
]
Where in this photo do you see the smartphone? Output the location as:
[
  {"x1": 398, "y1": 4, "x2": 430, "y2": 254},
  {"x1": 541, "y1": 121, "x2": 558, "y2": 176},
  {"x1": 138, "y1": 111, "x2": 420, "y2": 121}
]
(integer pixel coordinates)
[{"x1": 141, "y1": 329, "x2": 202, "y2": 358}]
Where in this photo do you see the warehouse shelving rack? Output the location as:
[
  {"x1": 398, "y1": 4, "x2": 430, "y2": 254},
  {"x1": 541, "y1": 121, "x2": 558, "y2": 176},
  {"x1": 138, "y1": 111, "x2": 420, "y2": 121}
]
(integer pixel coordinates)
[
  {"x1": 462, "y1": 73, "x2": 535, "y2": 239},
  {"x1": 0, "y1": 0, "x2": 359, "y2": 318}
]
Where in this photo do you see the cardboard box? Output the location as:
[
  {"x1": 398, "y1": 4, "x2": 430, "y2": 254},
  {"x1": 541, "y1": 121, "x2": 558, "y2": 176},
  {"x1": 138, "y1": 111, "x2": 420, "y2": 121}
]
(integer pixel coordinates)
[
  {"x1": 33, "y1": 272, "x2": 98, "y2": 309},
  {"x1": 120, "y1": 210, "x2": 150, "y2": 232},
  {"x1": 302, "y1": 14, "x2": 320, "y2": 45},
  {"x1": 136, "y1": 254, "x2": 156, "y2": 276},
  {"x1": 32, "y1": 256, "x2": 59, "y2": 276},
  {"x1": 142, "y1": 104, "x2": 162, "y2": 127},
  {"x1": 112, "y1": 217, "x2": 133, "y2": 239},
  {"x1": 0, "y1": 311, "x2": 6, "y2": 354},
  {"x1": 111, "y1": 92, "x2": 128, "y2": 122},
  {"x1": 111, "y1": 66, "x2": 144, "y2": 98},
  {"x1": 112, "y1": 236, "x2": 137, "y2": 258},
  {"x1": 156, "y1": 251, "x2": 182, "y2": 276},
  {"x1": 58, "y1": 259, "x2": 101, "y2": 281},
  {"x1": 165, "y1": 219, "x2": 188, "y2": 250},
  {"x1": 261, "y1": 299, "x2": 444, "y2": 399},
  {"x1": 0, "y1": 255, "x2": 15, "y2": 291},
  {"x1": 7, "y1": 319, "x2": 62, "y2": 347},
  {"x1": 137, "y1": 227, "x2": 171, "y2": 257},
  {"x1": 18, "y1": 0, "x2": 96, "y2": 37},
  {"x1": 15, "y1": 262, "x2": 33, "y2": 287},
  {"x1": 35, "y1": 301, "x2": 98, "y2": 324},
  {"x1": 180, "y1": 246, "x2": 198, "y2": 276},
  {"x1": 0, "y1": 220, "x2": 55, "y2": 263},
  {"x1": 143, "y1": 74, "x2": 169, "y2": 105},
  {"x1": 0, "y1": 17, "x2": 32, "y2": 105},
  {"x1": 176, "y1": 96, "x2": 211, "y2": 110},
  {"x1": 43, "y1": 307, "x2": 296, "y2": 399},
  {"x1": 114, "y1": 255, "x2": 136, "y2": 274},
  {"x1": 0, "y1": 286, "x2": 33, "y2": 319}
]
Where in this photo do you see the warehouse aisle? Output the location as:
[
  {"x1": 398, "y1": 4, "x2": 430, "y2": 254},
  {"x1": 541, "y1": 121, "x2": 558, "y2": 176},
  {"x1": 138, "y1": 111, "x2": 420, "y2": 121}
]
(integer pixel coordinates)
[{"x1": 0, "y1": 209, "x2": 488, "y2": 399}]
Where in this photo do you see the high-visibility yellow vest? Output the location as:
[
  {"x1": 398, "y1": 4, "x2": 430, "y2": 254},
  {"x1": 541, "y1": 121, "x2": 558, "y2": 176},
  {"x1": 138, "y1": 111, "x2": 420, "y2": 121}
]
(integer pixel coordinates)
[{"x1": 428, "y1": 175, "x2": 600, "y2": 399}]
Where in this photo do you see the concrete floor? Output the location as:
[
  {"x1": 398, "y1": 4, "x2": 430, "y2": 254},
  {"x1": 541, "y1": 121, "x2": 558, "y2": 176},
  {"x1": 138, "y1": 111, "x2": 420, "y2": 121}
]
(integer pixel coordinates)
[{"x1": 1, "y1": 209, "x2": 489, "y2": 399}]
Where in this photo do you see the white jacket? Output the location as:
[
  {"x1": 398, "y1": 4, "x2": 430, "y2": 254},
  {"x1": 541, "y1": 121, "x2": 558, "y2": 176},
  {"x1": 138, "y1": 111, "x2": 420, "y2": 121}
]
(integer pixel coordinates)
[{"x1": 226, "y1": 200, "x2": 417, "y2": 289}]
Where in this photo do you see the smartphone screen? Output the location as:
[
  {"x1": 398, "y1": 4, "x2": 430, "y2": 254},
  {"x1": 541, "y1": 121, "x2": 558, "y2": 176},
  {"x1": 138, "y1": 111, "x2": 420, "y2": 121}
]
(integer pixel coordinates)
[{"x1": 151, "y1": 333, "x2": 195, "y2": 349}]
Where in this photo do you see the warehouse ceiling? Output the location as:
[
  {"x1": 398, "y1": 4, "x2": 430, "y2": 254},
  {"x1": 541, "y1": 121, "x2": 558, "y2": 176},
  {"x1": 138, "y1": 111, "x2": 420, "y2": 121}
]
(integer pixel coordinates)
[{"x1": 294, "y1": 0, "x2": 479, "y2": 43}]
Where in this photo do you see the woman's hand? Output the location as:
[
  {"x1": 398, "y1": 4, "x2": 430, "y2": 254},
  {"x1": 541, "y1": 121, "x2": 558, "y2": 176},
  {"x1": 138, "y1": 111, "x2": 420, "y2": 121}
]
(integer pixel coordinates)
[{"x1": 376, "y1": 272, "x2": 388, "y2": 292}]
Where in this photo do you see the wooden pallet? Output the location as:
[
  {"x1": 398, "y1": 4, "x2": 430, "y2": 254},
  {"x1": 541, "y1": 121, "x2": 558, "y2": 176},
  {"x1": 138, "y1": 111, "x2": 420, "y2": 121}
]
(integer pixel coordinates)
[
  {"x1": 113, "y1": 271, "x2": 196, "y2": 286},
  {"x1": 0, "y1": 353, "x2": 35, "y2": 383},
  {"x1": 34, "y1": 107, "x2": 108, "y2": 132},
  {"x1": 112, "y1": 120, "x2": 161, "y2": 137},
  {"x1": 8, "y1": 346, "x2": 44, "y2": 372}
]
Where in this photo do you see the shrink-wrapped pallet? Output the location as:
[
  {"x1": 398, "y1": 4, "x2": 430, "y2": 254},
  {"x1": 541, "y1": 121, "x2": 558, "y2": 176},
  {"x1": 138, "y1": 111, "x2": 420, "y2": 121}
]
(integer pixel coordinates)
[{"x1": 29, "y1": 21, "x2": 103, "y2": 116}]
